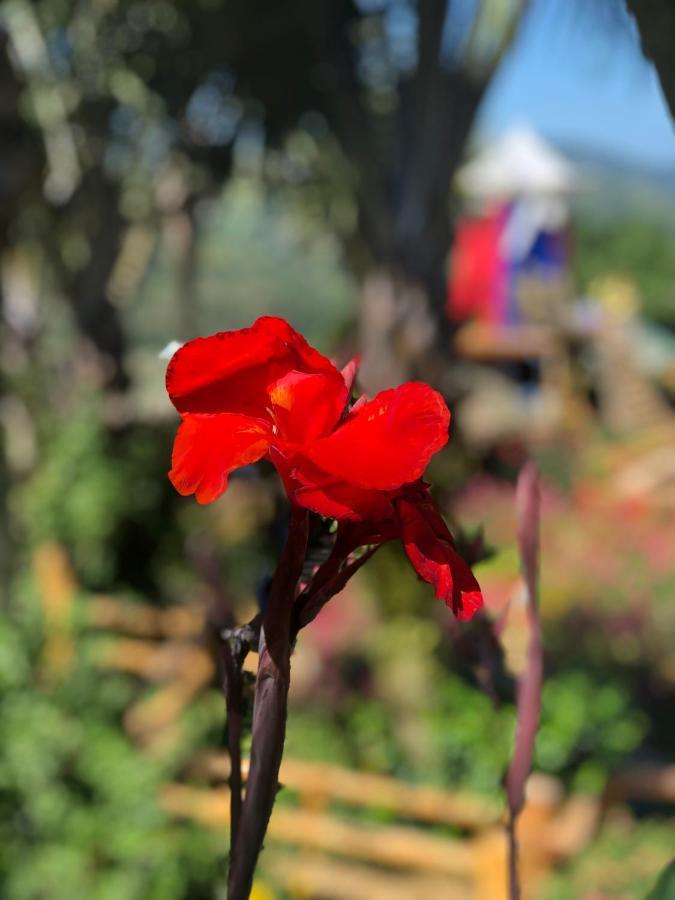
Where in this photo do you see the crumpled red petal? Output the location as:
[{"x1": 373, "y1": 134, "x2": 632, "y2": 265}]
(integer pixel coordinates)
[
  {"x1": 166, "y1": 316, "x2": 343, "y2": 423},
  {"x1": 396, "y1": 493, "x2": 483, "y2": 621},
  {"x1": 269, "y1": 370, "x2": 347, "y2": 443},
  {"x1": 301, "y1": 383, "x2": 450, "y2": 491},
  {"x1": 272, "y1": 450, "x2": 396, "y2": 522},
  {"x1": 169, "y1": 413, "x2": 270, "y2": 505}
]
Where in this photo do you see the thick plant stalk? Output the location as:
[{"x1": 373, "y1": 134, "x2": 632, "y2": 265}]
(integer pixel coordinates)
[
  {"x1": 228, "y1": 507, "x2": 309, "y2": 900},
  {"x1": 505, "y1": 461, "x2": 542, "y2": 900}
]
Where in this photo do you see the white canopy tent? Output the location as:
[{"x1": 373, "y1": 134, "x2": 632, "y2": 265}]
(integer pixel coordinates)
[
  {"x1": 457, "y1": 126, "x2": 578, "y2": 200},
  {"x1": 456, "y1": 127, "x2": 579, "y2": 261}
]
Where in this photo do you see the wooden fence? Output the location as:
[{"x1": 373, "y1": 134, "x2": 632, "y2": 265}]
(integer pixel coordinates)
[{"x1": 33, "y1": 543, "x2": 675, "y2": 899}]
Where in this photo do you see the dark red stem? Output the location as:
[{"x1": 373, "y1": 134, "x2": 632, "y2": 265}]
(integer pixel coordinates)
[{"x1": 227, "y1": 507, "x2": 309, "y2": 900}]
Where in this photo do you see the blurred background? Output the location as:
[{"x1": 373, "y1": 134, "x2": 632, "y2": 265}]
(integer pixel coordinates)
[{"x1": 1, "y1": 0, "x2": 674, "y2": 897}]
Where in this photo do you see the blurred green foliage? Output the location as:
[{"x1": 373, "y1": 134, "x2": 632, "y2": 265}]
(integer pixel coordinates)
[
  {"x1": 0, "y1": 589, "x2": 226, "y2": 900},
  {"x1": 574, "y1": 216, "x2": 675, "y2": 326},
  {"x1": 17, "y1": 404, "x2": 134, "y2": 586},
  {"x1": 12, "y1": 397, "x2": 179, "y2": 592},
  {"x1": 535, "y1": 672, "x2": 647, "y2": 792},
  {"x1": 543, "y1": 818, "x2": 675, "y2": 900},
  {"x1": 286, "y1": 658, "x2": 646, "y2": 798},
  {"x1": 131, "y1": 181, "x2": 357, "y2": 353}
]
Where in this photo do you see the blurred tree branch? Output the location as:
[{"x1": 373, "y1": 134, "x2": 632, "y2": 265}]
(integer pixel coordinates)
[{"x1": 627, "y1": 0, "x2": 675, "y2": 120}]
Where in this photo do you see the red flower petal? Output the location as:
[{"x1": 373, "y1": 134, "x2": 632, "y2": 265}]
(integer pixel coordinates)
[
  {"x1": 169, "y1": 413, "x2": 270, "y2": 505},
  {"x1": 302, "y1": 383, "x2": 450, "y2": 491},
  {"x1": 269, "y1": 370, "x2": 347, "y2": 443},
  {"x1": 255, "y1": 316, "x2": 343, "y2": 379},
  {"x1": 271, "y1": 450, "x2": 396, "y2": 521},
  {"x1": 166, "y1": 316, "x2": 342, "y2": 420},
  {"x1": 166, "y1": 323, "x2": 279, "y2": 416},
  {"x1": 396, "y1": 494, "x2": 483, "y2": 620}
]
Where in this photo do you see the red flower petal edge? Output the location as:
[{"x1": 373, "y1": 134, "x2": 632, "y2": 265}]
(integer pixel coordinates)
[
  {"x1": 169, "y1": 413, "x2": 270, "y2": 504},
  {"x1": 396, "y1": 492, "x2": 483, "y2": 621},
  {"x1": 302, "y1": 383, "x2": 449, "y2": 491}
]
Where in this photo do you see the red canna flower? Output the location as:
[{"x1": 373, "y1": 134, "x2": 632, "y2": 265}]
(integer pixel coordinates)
[{"x1": 166, "y1": 316, "x2": 482, "y2": 619}]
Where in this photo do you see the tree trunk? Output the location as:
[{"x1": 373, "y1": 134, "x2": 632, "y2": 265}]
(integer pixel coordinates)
[
  {"x1": 358, "y1": 269, "x2": 439, "y2": 394},
  {"x1": 63, "y1": 175, "x2": 129, "y2": 391}
]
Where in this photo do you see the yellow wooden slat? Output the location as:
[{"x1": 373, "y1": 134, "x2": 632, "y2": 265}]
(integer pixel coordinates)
[
  {"x1": 263, "y1": 852, "x2": 469, "y2": 900},
  {"x1": 189, "y1": 752, "x2": 501, "y2": 830},
  {"x1": 160, "y1": 784, "x2": 474, "y2": 878}
]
